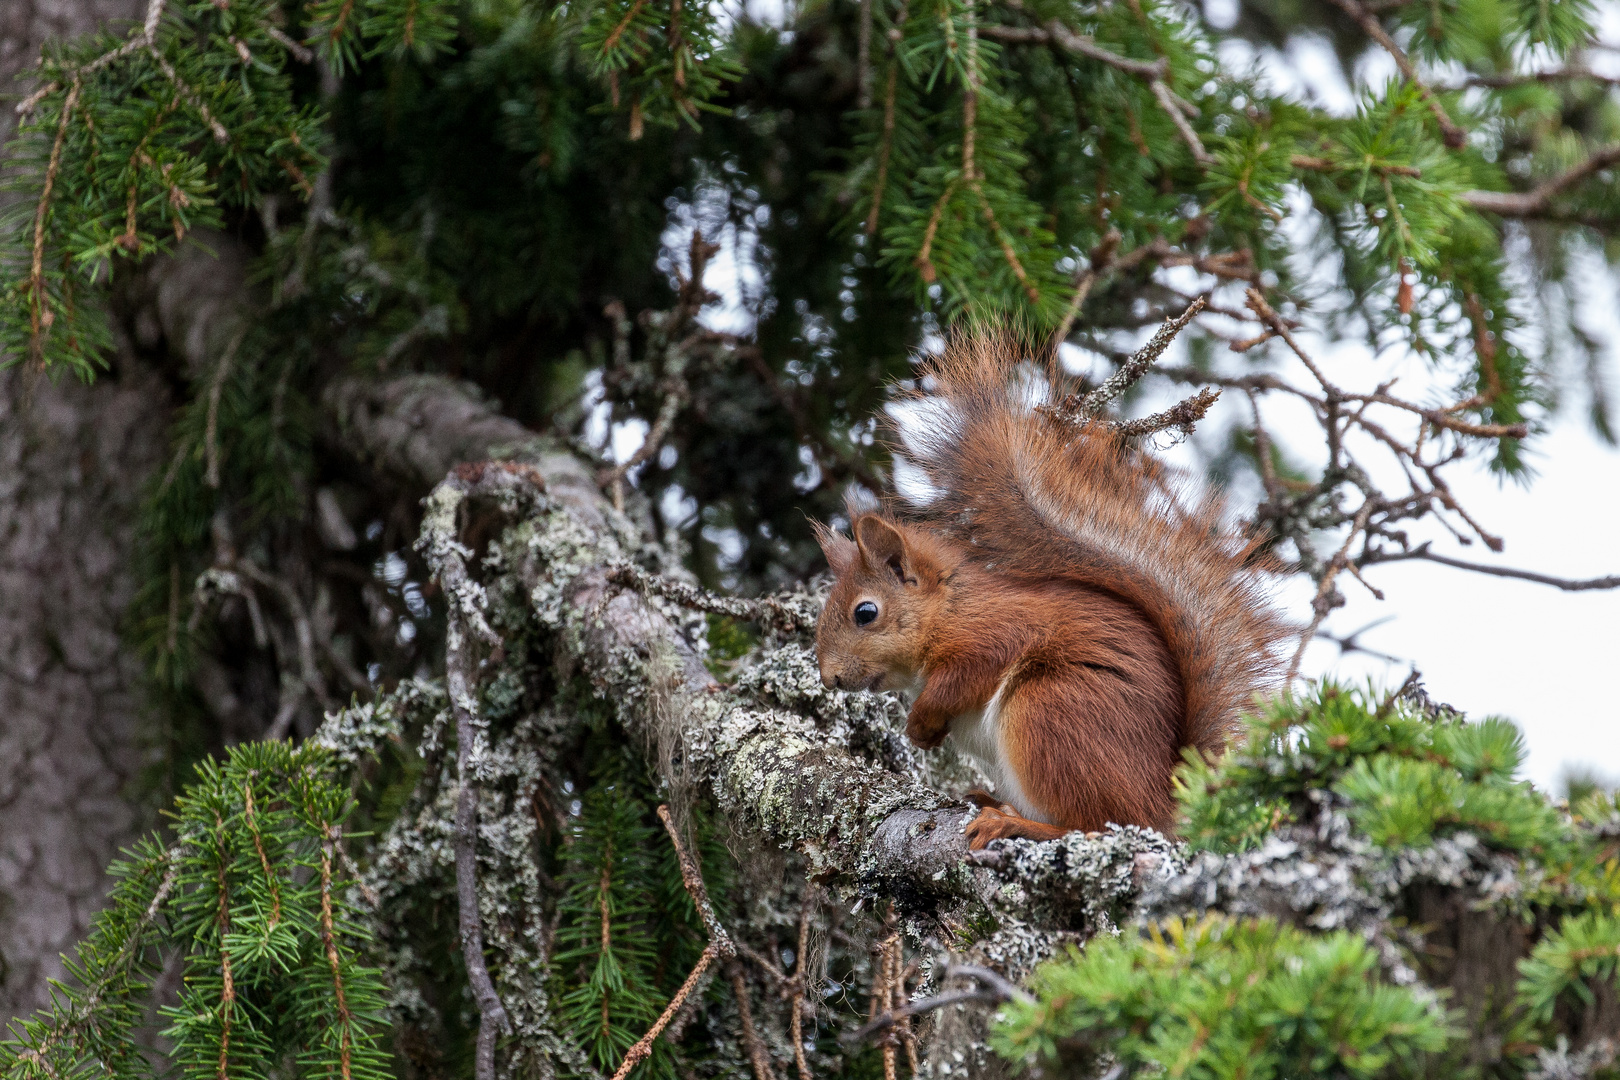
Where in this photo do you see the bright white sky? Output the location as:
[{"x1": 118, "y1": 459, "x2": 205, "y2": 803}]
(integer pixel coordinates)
[{"x1": 603, "y1": 5, "x2": 1620, "y2": 797}]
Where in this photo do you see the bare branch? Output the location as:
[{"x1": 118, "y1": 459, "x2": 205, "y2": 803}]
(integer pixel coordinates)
[
  {"x1": 1041, "y1": 297, "x2": 1207, "y2": 426},
  {"x1": 656, "y1": 805, "x2": 736, "y2": 958},
  {"x1": 1287, "y1": 501, "x2": 1374, "y2": 682},
  {"x1": 847, "y1": 964, "x2": 1033, "y2": 1043},
  {"x1": 983, "y1": 21, "x2": 1212, "y2": 164},
  {"x1": 611, "y1": 946, "x2": 719, "y2": 1080},
  {"x1": 1463, "y1": 145, "x2": 1620, "y2": 217},
  {"x1": 1150, "y1": 77, "x2": 1213, "y2": 164},
  {"x1": 1110, "y1": 387, "x2": 1222, "y2": 439},
  {"x1": 1364, "y1": 546, "x2": 1620, "y2": 591}
]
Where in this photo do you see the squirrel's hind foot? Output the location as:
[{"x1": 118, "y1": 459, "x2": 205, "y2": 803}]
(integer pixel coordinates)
[{"x1": 964, "y1": 805, "x2": 1072, "y2": 850}]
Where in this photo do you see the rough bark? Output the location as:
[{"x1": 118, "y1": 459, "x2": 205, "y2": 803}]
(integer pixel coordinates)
[
  {"x1": 0, "y1": 356, "x2": 171, "y2": 1017},
  {"x1": 329, "y1": 373, "x2": 1000, "y2": 912},
  {"x1": 0, "y1": 0, "x2": 164, "y2": 1021}
]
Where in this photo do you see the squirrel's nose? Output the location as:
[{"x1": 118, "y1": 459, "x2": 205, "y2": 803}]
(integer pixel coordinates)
[{"x1": 821, "y1": 667, "x2": 839, "y2": 690}]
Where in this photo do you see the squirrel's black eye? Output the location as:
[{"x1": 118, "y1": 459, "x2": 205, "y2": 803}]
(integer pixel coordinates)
[{"x1": 853, "y1": 601, "x2": 879, "y2": 627}]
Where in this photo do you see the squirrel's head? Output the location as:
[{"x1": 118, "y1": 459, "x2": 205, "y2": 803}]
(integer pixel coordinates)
[{"x1": 813, "y1": 513, "x2": 952, "y2": 692}]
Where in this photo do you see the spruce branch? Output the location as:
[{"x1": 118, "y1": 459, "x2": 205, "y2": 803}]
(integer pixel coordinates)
[
  {"x1": 980, "y1": 20, "x2": 1211, "y2": 163},
  {"x1": 1322, "y1": 0, "x2": 1468, "y2": 148}
]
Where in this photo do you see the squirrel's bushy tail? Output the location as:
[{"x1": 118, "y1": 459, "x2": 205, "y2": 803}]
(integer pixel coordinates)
[{"x1": 891, "y1": 335, "x2": 1292, "y2": 756}]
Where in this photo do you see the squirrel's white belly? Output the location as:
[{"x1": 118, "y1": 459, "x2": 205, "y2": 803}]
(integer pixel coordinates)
[{"x1": 947, "y1": 681, "x2": 1051, "y2": 824}]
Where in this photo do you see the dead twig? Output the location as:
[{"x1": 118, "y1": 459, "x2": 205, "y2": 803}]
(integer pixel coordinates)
[
  {"x1": 847, "y1": 963, "x2": 1033, "y2": 1044},
  {"x1": 1362, "y1": 545, "x2": 1620, "y2": 591},
  {"x1": 1287, "y1": 501, "x2": 1374, "y2": 682},
  {"x1": 606, "y1": 560, "x2": 817, "y2": 638},
  {"x1": 1110, "y1": 387, "x2": 1222, "y2": 439},
  {"x1": 609, "y1": 807, "x2": 739, "y2": 1080},
  {"x1": 1041, "y1": 297, "x2": 1208, "y2": 427},
  {"x1": 730, "y1": 961, "x2": 779, "y2": 1080},
  {"x1": 612, "y1": 948, "x2": 721, "y2": 1080},
  {"x1": 983, "y1": 21, "x2": 1211, "y2": 164}
]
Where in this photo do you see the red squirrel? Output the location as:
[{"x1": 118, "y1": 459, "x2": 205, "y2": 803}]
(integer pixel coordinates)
[{"x1": 813, "y1": 337, "x2": 1290, "y2": 850}]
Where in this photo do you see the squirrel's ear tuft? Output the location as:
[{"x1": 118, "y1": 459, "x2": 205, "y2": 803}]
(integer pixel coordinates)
[
  {"x1": 853, "y1": 515, "x2": 910, "y2": 581},
  {"x1": 813, "y1": 521, "x2": 857, "y2": 576}
]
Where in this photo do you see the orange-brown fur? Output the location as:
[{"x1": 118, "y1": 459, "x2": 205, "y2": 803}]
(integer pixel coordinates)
[{"x1": 814, "y1": 336, "x2": 1292, "y2": 850}]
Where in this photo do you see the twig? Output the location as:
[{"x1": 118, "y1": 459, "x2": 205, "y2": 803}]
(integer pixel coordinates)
[
  {"x1": 1052, "y1": 228, "x2": 1121, "y2": 345},
  {"x1": 730, "y1": 961, "x2": 780, "y2": 1080},
  {"x1": 267, "y1": 26, "x2": 315, "y2": 63},
  {"x1": 866, "y1": 62, "x2": 899, "y2": 235},
  {"x1": 609, "y1": 807, "x2": 739, "y2": 1079},
  {"x1": 791, "y1": 889, "x2": 816, "y2": 1080},
  {"x1": 983, "y1": 21, "x2": 1210, "y2": 163},
  {"x1": 1442, "y1": 68, "x2": 1620, "y2": 91},
  {"x1": 606, "y1": 560, "x2": 816, "y2": 637},
  {"x1": 147, "y1": 46, "x2": 229, "y2": 143},
  {"x1": 857, "y1": 0, "x2": 873, "y2": 110},
  {"x1": 204, "y1": 328, "x2": 247, "y2": 488},
  {"x1": 656, "y1": 805, "x2": 735, "y2": 957},
  {"x1": 449, "y1": 607, "x2": 511, "y2": 1080},
  {"x1": 1041, "y1": 297, "x2": 1207, "y2": 426},
  {"x1": 846, "y1": 964, "x2": 1033, "y2": 1043},
  {"x1": 610, "y1": 945, "x2": 720, "y2": 1080},
  {"x1": 1109, "y1": 387, "x2": 1222, "y2": 439},
  {"x1": 1323, "y1": 0, "x2": 1468, "y2": 148},
  {"x1": 1150, "y1": 78, "x2": 1212, "y2": 164},
  {"x1": 1287, "y1": 501, "x2": 1374, "y2": 682},
  {"x1": 27, "y1": 80, "x2": 80, "y2": 361},
  {"x1": 1463, "y1": 144, "x2": 1620, "y2": 217},
  {"x1": 418, "y1": 472, "x2": 516, "y2": 1080},
  {"x1": 1363, "y1": 545, "x2": 1620, "y2": 591}
]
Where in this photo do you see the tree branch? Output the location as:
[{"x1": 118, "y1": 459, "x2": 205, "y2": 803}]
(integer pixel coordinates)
[
  {"x1": 1362, "y1": 545, "x2": 1620, "y2": 591},
  {"x1": 1463, "y1": 145, "x2": 1620, "y2": 217},
  {"x1": 1322, "y1": 0, "x2": 1468, "y2": 148}
]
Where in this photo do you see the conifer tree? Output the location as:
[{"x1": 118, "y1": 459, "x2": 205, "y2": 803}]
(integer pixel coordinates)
[{"x1": 3, "y1": 0, "x2": 1620, "y2": 1073}]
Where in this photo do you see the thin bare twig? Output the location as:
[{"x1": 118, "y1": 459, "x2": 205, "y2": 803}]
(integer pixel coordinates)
[
  {"x1": 610, "y1": 946, "x2": 720, "y2": 1080},
  {"x1": 204, "y1": 328, "x2": 247, "y2": 488},
  {"x1": 27, "y1": 80, "x2": 80, "y2": 361},
  {"x1": 847, "y1": 964, "x2": 1033, "y2": 1043},
  {"x1": 983, "y1": 21, "x2": 1211, "y2": 163},
  {"x1": 790, "y1": 889, "x2": 817, "y2": 1080},
  {"x1": 730, "y1": 961, "x2": 780, "y2": 1080},
  {"x1": 610, "y1": 807, "x2": 739, "y2": 1079},
  {"x1": 1363, "y1": 545, "x2": 1620, "y2": 591},
  {"x1": 1287, "y1": 501, "x2": 1374, "y2": 682},
  {"x1": 1110, "y1": 387, "x2": 1222, "y2": 439},
  {"x1": 656, "y1": 805, "x2": 735, "y2": 956}
]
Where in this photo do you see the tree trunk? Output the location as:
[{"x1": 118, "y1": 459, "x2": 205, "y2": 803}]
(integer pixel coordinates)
[
  {"x1": 0, "y1": 0, "x2": 162, "y2": 1021},
  {"x1": 0, "y1": 357, "x2": 171, "y2": 1017}
]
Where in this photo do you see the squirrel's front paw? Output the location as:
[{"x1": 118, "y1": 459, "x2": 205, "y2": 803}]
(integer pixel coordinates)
[
  {"x1": 964, "y1": 805, "x2": 1071, "y2": 850},
  {"x1": 905, "y1": 722, "x2": 948, "y2": 749}
]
